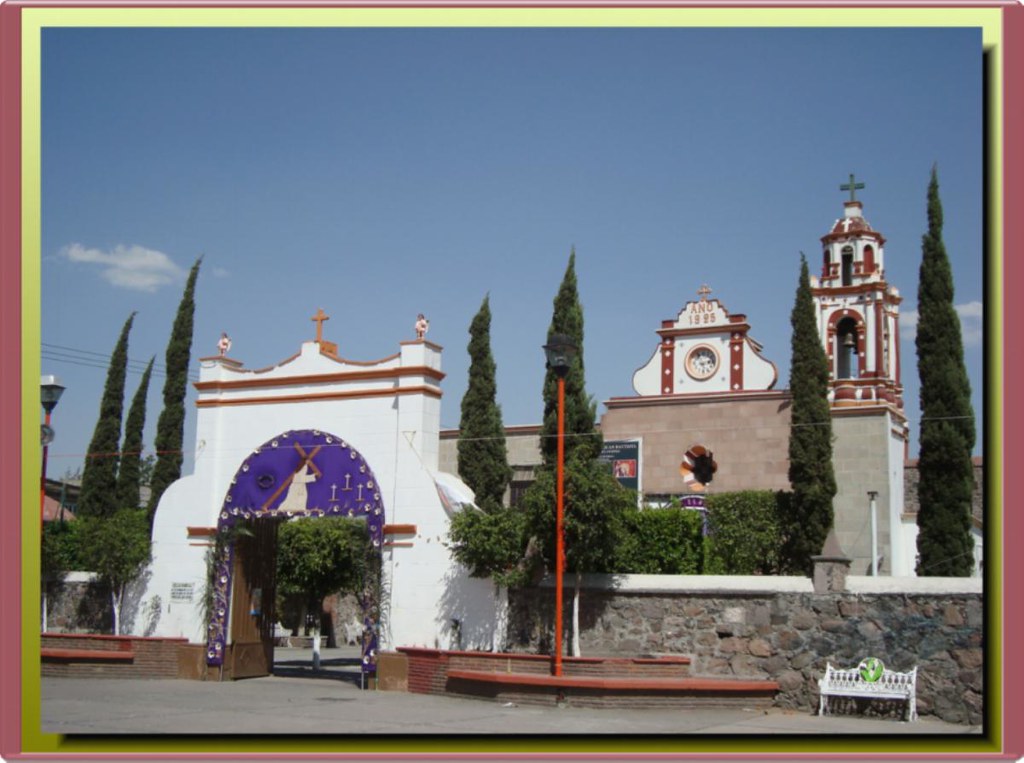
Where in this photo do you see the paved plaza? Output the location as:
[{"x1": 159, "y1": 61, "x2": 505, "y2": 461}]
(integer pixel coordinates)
[{"x1": 40, "y1": 647, "x2": 980, "y2": 738}]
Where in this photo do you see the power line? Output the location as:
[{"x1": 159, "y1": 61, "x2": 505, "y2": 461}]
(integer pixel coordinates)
[{"x1": 42, "y1": 342, "x2": 200, "y2": 382}]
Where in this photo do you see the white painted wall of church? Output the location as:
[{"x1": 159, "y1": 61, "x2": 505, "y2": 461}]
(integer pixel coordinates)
[{"x1": 135, "y1": 337, "x2": 499, "y2": 653}]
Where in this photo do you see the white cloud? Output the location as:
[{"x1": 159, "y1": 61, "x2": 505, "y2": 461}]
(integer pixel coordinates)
[
  {"x1": 899, "y1": 301, "x2": 982, "y2": 347},
  {"x1": 60, "y1": 243, "x2": 185, "y2": 292},
  {"x1": 956, "y1": 300, "x2": 983, "y2": 347},
  {"x1": 212, "y1": 266, "x2": 230, "y2": 278},
  {"x1": 900, "y1": 309, "x2": 919, "y2": 339}
]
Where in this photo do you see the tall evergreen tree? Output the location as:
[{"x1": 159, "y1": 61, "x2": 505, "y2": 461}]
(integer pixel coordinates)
[
  {"x1": 115, "y1": 356, "x2": 154, "y2": 511},
  {"x1": 78, "y1": 312, "x2": 135, "y2": 518},
  {"x1": 457, "y1": 295, "x2": 512, "y2": 513},
  {"x1": 783, "y1": 255, "x2": 837, "y2": 574},
  {"x1": 915, "y1": 166, "x2": 975, "y2": 576},
  {"x1": 521, "y1": 249, "x2": 631, "y2": 655},
  {"x1": 147, "y1": 257, "x2": 201, "y2": 524},
  {"x1": 539, "y1": 248, "x2": 601, "y2": 467}
]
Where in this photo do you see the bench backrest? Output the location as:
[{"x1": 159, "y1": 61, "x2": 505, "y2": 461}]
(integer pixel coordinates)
[{"x1": 822, "y1": 662, "x2": 917, "y2": 689}]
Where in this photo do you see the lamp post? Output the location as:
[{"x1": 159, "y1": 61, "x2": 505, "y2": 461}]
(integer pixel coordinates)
[
  {"x1": 867, "y1": 490, "x2": 879, "y2": 576},
  {"x1": 543, "y1": 333, "x2": 577, "y2": 677},
  {"x1": 40, "y1": 375, "x2": 65, "y2": 528}
]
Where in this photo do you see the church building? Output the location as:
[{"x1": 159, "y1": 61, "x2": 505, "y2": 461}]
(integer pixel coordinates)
[{"x1": 442, "y1": 181, "x2": 929, "y2": 577}]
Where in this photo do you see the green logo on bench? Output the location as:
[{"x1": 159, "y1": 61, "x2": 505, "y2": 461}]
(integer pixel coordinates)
[{"x1": 858, "y1": 657, "x2": 884, "y2": 683}]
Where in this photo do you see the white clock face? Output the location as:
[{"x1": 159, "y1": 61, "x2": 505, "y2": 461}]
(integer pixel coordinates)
[{"x1": 685, "y1": 346, "x2": 719, "y2": 380}]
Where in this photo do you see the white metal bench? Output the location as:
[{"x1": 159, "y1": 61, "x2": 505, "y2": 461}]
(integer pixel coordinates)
[{"x1": 818, "y1": 660, "x2": 918, "y2": 722}]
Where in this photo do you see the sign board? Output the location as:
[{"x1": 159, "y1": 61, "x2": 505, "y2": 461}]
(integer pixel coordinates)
[
  {"x1": 170, "y1": 582, "x2": 195, "y2": 603},
  {"x1": 599, "y1": 439, "x2": 641, "y2": 492}
]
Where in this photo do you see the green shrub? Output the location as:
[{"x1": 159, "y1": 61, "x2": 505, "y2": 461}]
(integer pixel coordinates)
[
  {"x1": 704, "y1": 490, "x2": 785, "y2": 574},
  {"x1": 613, "y1": 506, "x2": 705, "y2": 574}
]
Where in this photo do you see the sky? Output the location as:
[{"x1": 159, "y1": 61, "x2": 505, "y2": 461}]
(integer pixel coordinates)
[{"x1": 39, "y1": 25, "x2": 985, "y2": 482}]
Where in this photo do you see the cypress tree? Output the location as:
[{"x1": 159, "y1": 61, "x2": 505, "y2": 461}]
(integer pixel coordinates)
[
  {"x1": 115, "y1": 356, "x2": 154, "y2": 511},
  {"x1": 147, "y1": 257, "x2": 201, "y2": 524},
  {"x1": 457, "y1": 295, "x2": 512, "y2": 513},
  {"x1": 539, "y1": 248, "x2": 601, "y2": 467},
  {"x1": 915, "y1": 166, "x2": 975, "y2": 576},
  {"x1": 78, "y1": 312, "x2": 135, "y2": 518},
  {"x1": 783, "y1": 254, "x2": 837, "y2": 574},
  {"x1": 521, "y1": 249, "x2": 631, "y2": 655}
]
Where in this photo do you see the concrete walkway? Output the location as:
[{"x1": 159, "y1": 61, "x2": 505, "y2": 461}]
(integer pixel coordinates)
[{"x1": 41, "y1": 647, "x2": 980, "y2": 737}]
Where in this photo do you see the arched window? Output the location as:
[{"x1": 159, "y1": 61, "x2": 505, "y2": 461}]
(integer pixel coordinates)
[
  {"x1": 841, "y1": 245, "x2": 854, "y2": 286},
  {"x1": 863, "y1": 244, "x2": 875, "y2": 274},
  {"x1": 836, "y1": 317, "x2": 858, "y2": 379}
]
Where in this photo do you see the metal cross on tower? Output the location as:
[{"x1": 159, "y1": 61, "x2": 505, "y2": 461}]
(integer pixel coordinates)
[
  {"x1": 697, "y1": 284, "x2": 712, "y2": 302},
  {"x1": 840, "y1": 173, "x2": 865, "y2": 203}
]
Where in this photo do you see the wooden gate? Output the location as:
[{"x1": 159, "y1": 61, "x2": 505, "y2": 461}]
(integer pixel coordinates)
[{"x1": 228, "y1": 520, "x2": 278, "y2": 679}]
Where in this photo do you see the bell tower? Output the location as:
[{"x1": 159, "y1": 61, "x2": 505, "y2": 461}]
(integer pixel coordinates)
[{"x1": 812, "y1": 174, "x2": 904, "y2": 411}]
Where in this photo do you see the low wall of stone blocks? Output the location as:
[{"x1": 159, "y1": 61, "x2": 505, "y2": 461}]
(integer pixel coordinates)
[{"x1": 506, "y1": 575, "x2": 983, "y2": 725}]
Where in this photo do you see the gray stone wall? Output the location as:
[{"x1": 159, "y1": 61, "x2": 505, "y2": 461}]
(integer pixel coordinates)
[{"x1": 506, "y1": 584, "x2": 983, "y2": 725}]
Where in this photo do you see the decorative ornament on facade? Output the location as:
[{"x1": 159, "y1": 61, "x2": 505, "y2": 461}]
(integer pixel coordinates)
[
  {"x1": 217, "y1": 332, "x2": 231, "y2": 357},
  {"x1": 415, "y1": 313, "x2": 430, "y2": 339},
  {"x1": 680, "y1": 444, "x2": 717, "y2": 492}
]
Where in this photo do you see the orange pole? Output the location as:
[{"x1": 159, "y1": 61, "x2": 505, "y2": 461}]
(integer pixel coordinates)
[
  {"x1": 40, "y1": 410, "x2": 51, "y2": 531},
  {"x1": 554, "y1": 376, "x2": 565, "y2": 677}
]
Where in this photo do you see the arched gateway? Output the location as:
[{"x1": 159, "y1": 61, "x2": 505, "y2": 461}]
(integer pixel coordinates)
[
  {"x1": 205, "y1": 429, "x2": 386, "y2": 675},
  {"x1": 134, "y1": 312, "x2": 504, "y2": 679}
]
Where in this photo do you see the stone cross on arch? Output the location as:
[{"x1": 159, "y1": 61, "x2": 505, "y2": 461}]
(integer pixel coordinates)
[
  {"x1": 840, "y1": 173, "x2": 865, "y2": 203},
  {"x1": 697, "y1": 284, "x2": 712, "y2": 302},
  {"x1": 311, "y1": 308, "x2": 330, "y2": 343}
]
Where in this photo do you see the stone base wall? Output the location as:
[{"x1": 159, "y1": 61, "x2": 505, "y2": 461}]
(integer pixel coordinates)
[{"x1": 507, "y1": 578, "x2": 983, "y2": 725}]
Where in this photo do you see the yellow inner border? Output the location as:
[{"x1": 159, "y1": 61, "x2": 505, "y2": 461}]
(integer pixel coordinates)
[{"x1": 21, "y1": 5, "x2": 1004, "y2": 756}]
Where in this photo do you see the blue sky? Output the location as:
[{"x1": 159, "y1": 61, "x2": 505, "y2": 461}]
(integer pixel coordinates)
[{"x1": 40, "y1": 26, "x2": 985, "y2": 480}]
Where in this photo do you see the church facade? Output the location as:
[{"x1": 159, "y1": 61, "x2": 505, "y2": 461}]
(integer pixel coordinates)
[{"x1": 135, "y1": 313, "x2": 503, "y2": 677}]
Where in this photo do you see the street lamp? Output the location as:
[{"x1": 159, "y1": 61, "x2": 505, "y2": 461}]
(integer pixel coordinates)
[
  {"x1": 40, "y1": 375, "x2": 65, "y2": 527},
  {"x1": 867, "y1": 491, "x2": 879, "y2": 576},
  {"x1": 543, "y1": 333, "x2": 576, "y2": 677}
]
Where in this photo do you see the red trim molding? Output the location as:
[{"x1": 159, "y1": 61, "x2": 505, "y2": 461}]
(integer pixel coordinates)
[
  {"x1": 660, "y1": 339, "x2": 674, "y2": 395},
  {"x1": 195, "y1": 385, "x2": 442, "y2": 408},
  {"x1": 195, "y1": 365, "x2": 444, "y2": 392}
]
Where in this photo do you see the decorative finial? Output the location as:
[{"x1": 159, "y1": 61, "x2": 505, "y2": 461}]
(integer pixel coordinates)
[
  {"x1": 217, "y1": 332, "x2": 231, "y2": 357},
  {"x1": 697, "y1": 284, "x2": 712, "y2": 302},
  {"x1": 311, "y1": 308, "x2": 329, "y2": 343},
  {"x1": 415, "y1": 313, "x2": 430, "y2": 340},
  {"x1": 840, "y1": 173, "x2": 865, "y2": 203}
]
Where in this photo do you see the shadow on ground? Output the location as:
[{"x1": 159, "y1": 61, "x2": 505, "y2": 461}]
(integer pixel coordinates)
[{"x1": 272, "y1": 655, "x2": 365, "y2": 686}]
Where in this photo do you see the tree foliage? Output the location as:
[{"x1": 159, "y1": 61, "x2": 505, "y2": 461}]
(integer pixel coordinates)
[
  {"x1": 76, "y1": 507, "x2": 152, "y2": 634},
  {"x1": 539, "y1": 249, "x2": 602, "y2": 467},
  {"x1": 148, "y1": 257, "x2": 201, "y2": 524},
  {"x1": 42, "y1": 520, "x2": 86, "y2": 581},
  {"x1": 522, "y1": 452, "x2": 633, "y2": 576},
  {"x1": 447, "y1": 506, "x2": 530, "y2": 588},
  {"x1": 614, "y1": 506, "x2": 704, "y2": 574},
  {"x1": 915, "y1": 166, "x2": 976, "y2": 576},
  {"x1": 276, "y1": 517, "x2": 375, "y2": 609},
  {"x1": 704, "y1": 491, "x2": 785, "y2": 575},
  {"x1": 783, "y1": 255, "x2": 837, "y2": 575},
  {"x1": 115, "y1": 357, "x2": 154, "y2": 511},
  {"x1": 457, "y1": 295, "x2": 512, "y2": 513},
  {"x1": 78, "y1": 312, "x2": 135, "y2": 518}
]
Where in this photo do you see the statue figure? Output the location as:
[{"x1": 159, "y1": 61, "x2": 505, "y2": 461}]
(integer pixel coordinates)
[
  {"x1": 218, "y1": 332, "x2": 231, "y2": 357},
  {"x1": 415, "y1": 314, "x2": 429, "y2": 339}
]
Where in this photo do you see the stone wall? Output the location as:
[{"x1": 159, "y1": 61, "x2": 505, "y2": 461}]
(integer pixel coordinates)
[
  {"x1": 43, "y1": 573, "x2": 112, "y2": 634},
  {"x1": 506, "y1": 575, "x2": 983, "y2": 725}
]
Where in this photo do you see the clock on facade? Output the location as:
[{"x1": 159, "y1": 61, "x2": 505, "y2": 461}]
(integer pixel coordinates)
[{"x1": 685, "y1": 345, "x2": 719, "y2": 380}]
